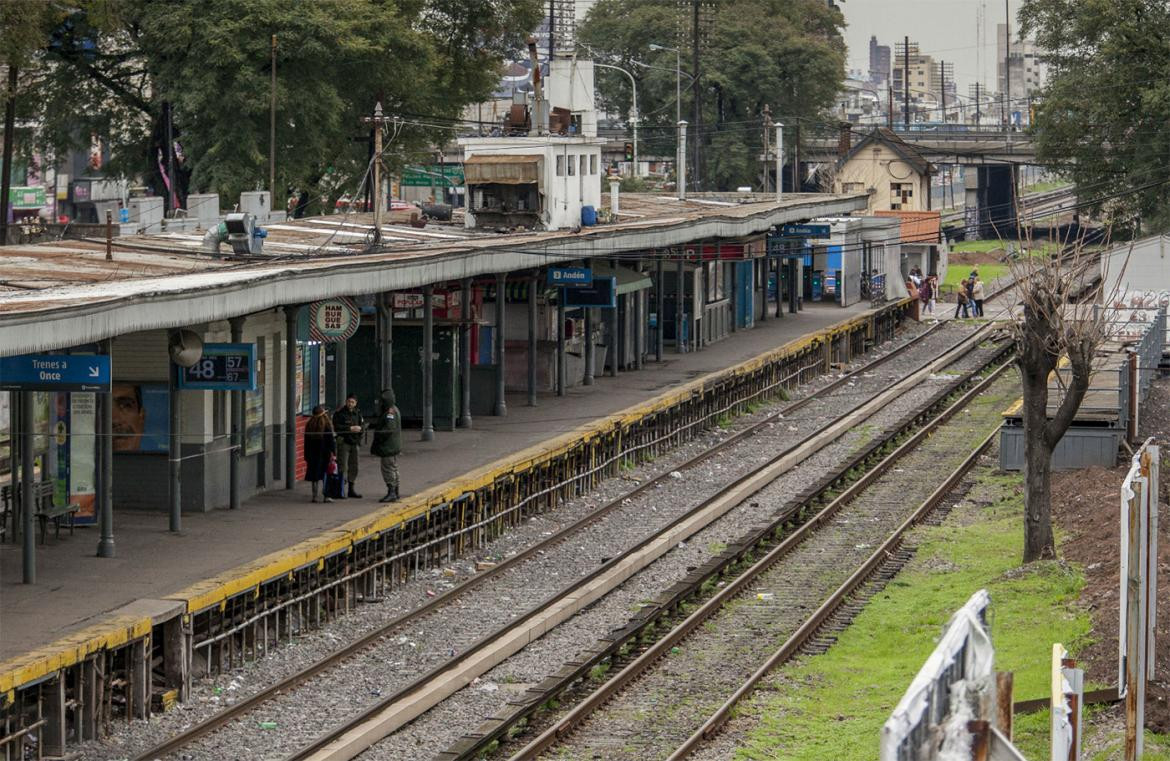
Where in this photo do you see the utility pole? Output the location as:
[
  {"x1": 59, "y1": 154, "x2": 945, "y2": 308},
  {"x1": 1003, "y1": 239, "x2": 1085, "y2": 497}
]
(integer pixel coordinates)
[
  {"x1": 691, "y1": 0, "x2": 701, "y2": 191},
  {"x1": 165, "y1": 101, "x2": 177, "y2": 215},
  {"x1": 1003, "y1": 0, "x2": 1011, "y2": 128},
  {"x1": 976, "y1": 82, "x2": 981, "y2": 125},
  {"x1": 762, "y1": 104, "x2": 772, "y2": 193},
  {"x1": 938, "y1": 60, "x2": 946, "y2": 123},
  {"x1": 903, "y1": 36, "x2": 911, "y2": 129},
  {"x1": 775, "y1": 122, "x2": 784, "y2": 201},
  {"x1": 362, "y1": 103, "x2": 392, "y2": 244},
  {"x1": 269, "y1": 35, "x2": 277, "y2": 204},
  {"x1": 887, "y1": 82, "x2": 894, "y2": 129},
  {"x1": 677, "y1": 121, "x2": 688, "y2": 200},
  {"x1": 0, "y1": 64, "x2": 17, "y2": 246}
]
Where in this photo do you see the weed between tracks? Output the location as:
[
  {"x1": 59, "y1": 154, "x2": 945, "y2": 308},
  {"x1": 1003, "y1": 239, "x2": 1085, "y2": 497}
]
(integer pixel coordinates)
[{"x1": 731, "y1": 463, "x2": 1105, "y2": 761}]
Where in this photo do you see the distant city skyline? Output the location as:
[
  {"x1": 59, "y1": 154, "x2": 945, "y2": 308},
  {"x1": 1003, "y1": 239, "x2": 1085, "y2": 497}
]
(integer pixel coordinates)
[{"x1": 843, "y1": 0, "x2": 1027, "y2": 93}]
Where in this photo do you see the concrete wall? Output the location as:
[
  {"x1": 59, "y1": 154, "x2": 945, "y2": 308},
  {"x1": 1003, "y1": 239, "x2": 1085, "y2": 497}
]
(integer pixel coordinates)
[{"x1": 834, "y1": 142, "x2": 930, "y2": 215}]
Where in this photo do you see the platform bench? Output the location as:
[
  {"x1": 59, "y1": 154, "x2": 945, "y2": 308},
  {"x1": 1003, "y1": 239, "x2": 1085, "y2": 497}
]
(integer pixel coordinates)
[{"x1": 0, "y1": 483, "x2": 81, "y2": 543}]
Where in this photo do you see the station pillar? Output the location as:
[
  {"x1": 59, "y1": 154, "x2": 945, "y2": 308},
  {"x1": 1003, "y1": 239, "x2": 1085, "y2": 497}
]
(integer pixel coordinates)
[
  {"x1": 459, "y1": 277, "x2": 473, "y2": 428},
  {"x1": 583, "y1": 308, "x2": 595, "y2": 386},
  {"x1": 655, "y1": 258, "x2": 664, "y2": 361},
  {"x1": 759, "y1": 257, "x2": 768, "y2": 323},
  {"x1": 229, "y1": 316, "x2": 245, "y2": 509},
  {"x1": 494, "y1": 272, "x2": 507, "y2": 416},
  {"x1": 284, "y1": 305, "x2": 300, "y2": 491},
  {"x1": 676, "y1": 257, "x2": 685, "y2": 354},
  {"x1": 168, "y1": 346, "x2": 182, "y2": 531},
  {"x1": 378, "y1": 292, "x2": 393, "y2": 393},
  {"x1": 556, "y1": 292, "x2": 566, "y2": 396},
  {"x1": 21, "y1": 389, "x2": 35, "y2": 583},
  {"x1": 96, "y1": 338, "x2": 115, "y2": 557},
  {"x1": 528, "y1": 274, "x2": 538, "y2": 406},
  {"x1": 421, "y1": 284, "x2": 435, "y2": 441}
]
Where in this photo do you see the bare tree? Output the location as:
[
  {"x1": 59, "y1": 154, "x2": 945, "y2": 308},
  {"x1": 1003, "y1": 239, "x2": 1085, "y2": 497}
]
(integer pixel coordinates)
[{"x1": 1003, "y1": 234, "x2": 1124, "y2": 562}]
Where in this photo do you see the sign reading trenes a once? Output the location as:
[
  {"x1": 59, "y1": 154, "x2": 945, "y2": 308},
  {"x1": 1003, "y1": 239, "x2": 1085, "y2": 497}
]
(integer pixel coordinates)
[
  {"x1": 178, "y1": 343, "x2": 256, "y2": 391},
  {"x1": 0, "y1": 353, "x2": 111, "y2": 392}
]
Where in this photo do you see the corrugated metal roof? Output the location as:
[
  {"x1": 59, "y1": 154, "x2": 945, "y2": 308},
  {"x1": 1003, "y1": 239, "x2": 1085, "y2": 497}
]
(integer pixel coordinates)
[{"x1": 0, "y1": 192, "x2": 867, "y2": 354}]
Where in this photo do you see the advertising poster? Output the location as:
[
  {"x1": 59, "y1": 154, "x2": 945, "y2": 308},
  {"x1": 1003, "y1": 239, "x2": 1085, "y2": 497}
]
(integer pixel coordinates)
[
  {"x1": 318, "y1": 349, "x2": 326, "y2": 407},
  {"x1": 0, "y1": 392, "x2": 9, "y2": 475},
  {"x1": 34, "y1": 391, "x2": 50, "y2": 454},
  {"x1": 70, "y1": 393, "x2": 97, "y2": 523},
  {"x1": 245, "y1": 359, "x2": 265, "y2": 456},
  {"x1": 51, "y1": 393, "x2": 69, "y2": 509},
  {"x1": 112, "y1": 382, "x2": 169, "y2": 453},
  {"x1": 295, "y1": 345, "x2": 305, "y2": 414}
]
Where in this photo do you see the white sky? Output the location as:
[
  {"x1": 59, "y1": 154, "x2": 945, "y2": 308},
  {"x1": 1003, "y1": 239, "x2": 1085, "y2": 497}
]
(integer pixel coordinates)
[{"x1": 842, "y1": 0, "x2": 1026, "y2": 91}]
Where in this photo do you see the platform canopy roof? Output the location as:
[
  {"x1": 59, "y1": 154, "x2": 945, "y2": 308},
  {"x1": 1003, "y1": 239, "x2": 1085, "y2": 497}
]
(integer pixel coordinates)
[{"x1": 0, "y1": 192, "x2": 866, "y2": 355}]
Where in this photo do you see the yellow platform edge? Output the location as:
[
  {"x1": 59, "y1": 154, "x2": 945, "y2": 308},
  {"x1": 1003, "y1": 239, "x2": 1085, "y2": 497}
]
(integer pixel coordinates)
[{"x1": 0, "y1": 299, "x2": 907, "y2": 697}]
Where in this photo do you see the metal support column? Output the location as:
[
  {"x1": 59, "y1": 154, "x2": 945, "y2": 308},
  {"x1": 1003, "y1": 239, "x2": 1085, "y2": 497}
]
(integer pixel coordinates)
[
  {"x1": 655, "y1": 258, "x2": 664, "y2": 361},
  {"x1": 634, "y1": 285, "x2": 644, "y2": 369},
  {"x1": 96, "y1": 338, "x2": 114, "y2": 557},
  {"x1": 729, "y1": 261, "x2": 738, "y2": 333},
  {"x1": 583, "y1": 308, "x2": 595, "y2": 386},
  {"x1": 284, "y1": 305, "x2": 300, "y2": 490},
  {"x1": 459, "y1": 278, "x2": 473, "y2": 428},
  {"x1": 335, "y1": 339, "x2": 347, "y2": 405},
  {"x1": 421, "y1": 284, "x2": 435, "y2": 441},
  {"x1": 378, "y1": 293, "x2": 393, "y2": 392},
  {"x1": 494, "y1": 272, "x2": 507, "y2": 416},
  {"x1": 21, "y1": 390, "x2": 34, "y2": 583},
  {"x1": 613, "y1": 299, "x2": 622, "y2": 374},
  {"x1": 528, "y1": 276, "x2": 538, "y2": 406},
  {"x1": 168, "y1": 359, "x2": 181, "y2": 531},
  {"x1": 229, "y1": 316, "x2": 245, "y2": 509},
  {"x1": 759, "y1": 257, "x2": 767, "y2": 323},
  {"x1": 775, "y1": 256, "x2": 783, "y2": 318},
  {"x1": 676, "y1": 257, "x2": 685, "y2": 354},
  {"x1": 789, "y1": 258, "x2": 799, "y2": 314},
  {"x1": 556, "y1": 294, "x2": 566, "y2": 396}
]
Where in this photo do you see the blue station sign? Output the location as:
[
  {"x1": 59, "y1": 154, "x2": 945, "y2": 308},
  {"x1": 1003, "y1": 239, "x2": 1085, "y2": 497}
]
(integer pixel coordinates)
[
  {"x1": 562, "y1": 276, "x2": 617, "y2": 309},
  {"x1": 0, "y1": 353, "x2": 112, "y2": 392},
  {"x1": 779, "y1": 223, "x2": 831, "y2": 238},
  {"x1": 548, "y1": 267, "x2": 593, "y2": 287},
  {"x1": 177, "y1": 343, "x2": 257, "y2": 391}
]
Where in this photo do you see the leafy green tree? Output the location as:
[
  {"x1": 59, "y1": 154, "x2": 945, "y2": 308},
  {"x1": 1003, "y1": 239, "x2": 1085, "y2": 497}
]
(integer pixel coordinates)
[
  {"x1": 1020, "y1": 0, "x2": 1170, "y2": 228},
  {"x1": 580, "y1": 0, "x2": 845, "y2": 191},
  {"x1": 18, "y1": 0, "x2": 540, "y2": 214}
]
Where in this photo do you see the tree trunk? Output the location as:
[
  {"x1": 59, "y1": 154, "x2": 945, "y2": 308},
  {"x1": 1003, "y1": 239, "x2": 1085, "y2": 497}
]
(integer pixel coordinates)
[{"x1": 1021, "y1": 365, "x2": 1056, "y2": 561}]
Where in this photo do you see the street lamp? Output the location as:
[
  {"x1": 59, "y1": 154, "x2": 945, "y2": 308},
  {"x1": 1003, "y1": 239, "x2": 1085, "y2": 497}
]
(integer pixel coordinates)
[
  {"x1": 648, "y1": 43, "x2": 681, "y2": 128},
  {"x1": 649, "y1": 43, "x2": 683, "y2": 192},
  {"x1": 594, "y1": 62, "x2": 640, "y2": 177}
]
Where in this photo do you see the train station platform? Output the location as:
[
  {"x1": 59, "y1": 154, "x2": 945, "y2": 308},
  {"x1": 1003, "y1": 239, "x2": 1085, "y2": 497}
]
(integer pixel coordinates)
[{"x1": 0, "y1": 299, "x2": 909, "y2": 724}]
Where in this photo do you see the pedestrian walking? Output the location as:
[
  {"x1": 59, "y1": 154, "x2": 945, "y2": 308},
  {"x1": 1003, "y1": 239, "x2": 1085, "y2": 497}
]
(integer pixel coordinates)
[
  {"x1": 332, "y1": 394, "x2": 364, "y2": 498},
  {"x1": 371, "y1": 388, "x2": 402, "y2": 503},
  {"x1": 972, "y1": 277, "x2": 986, "y2": 317},
  {"x1": 954, "y1": 279, "x2": 970, "y2": 318},
  {"x1": 303, "y1": 405, "x2": 337, "y2": 503},
  {"x1": 919, "y1": 276, "x2": 935, "y2": 314}
]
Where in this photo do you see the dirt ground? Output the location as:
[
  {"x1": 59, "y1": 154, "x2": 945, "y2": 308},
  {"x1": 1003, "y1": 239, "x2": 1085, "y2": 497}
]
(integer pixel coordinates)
[
  {"x1": 1051, "y1": 376, "x2": 1170, "y2": 733},
  {"x1": 950, "y1": 250, "x2": 1006, "y2": 266}
]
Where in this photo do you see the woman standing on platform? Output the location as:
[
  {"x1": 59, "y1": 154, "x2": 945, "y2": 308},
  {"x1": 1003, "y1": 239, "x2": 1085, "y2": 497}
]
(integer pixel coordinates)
[{"x1": 304, "y1": 405, "x2": 337, "y2": 503}]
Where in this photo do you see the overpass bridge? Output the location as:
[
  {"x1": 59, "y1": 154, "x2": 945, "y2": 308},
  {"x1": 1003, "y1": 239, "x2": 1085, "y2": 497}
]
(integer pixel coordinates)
[{"x1": 804, "y1": 126, "x2": 1038, "y2": 166}]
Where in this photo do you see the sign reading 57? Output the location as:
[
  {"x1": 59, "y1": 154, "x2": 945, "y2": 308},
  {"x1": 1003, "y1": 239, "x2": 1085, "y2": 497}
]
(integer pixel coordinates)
[{"x1": 178, "y1": 343, "x2": 256, "y2": 390}]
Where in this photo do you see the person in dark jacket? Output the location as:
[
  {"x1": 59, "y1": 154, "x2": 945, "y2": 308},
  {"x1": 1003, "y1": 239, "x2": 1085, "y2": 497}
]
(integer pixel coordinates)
[
  {"x1": 370, "y1": 388, "x2": 403, "y2": 502},
  {"x1": 332, "y1": 394, "x2": 364, "y2": 498},
  {"x1": 303, "y1": 405, "x2": 336, "y2": 503}
]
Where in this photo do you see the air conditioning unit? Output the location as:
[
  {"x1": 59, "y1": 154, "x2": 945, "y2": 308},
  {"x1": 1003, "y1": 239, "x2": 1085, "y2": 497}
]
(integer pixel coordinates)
[
  {"x1": 224, "y1": 212, "x2": 267, "y2": 255},
  {"x1": 240, "y1": 191, "x2": 271, "y2": 221}
]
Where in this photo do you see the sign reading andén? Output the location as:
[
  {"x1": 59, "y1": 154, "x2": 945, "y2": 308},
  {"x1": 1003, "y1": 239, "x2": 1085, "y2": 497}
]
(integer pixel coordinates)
[
  {"x1": 0, "y1": 354, "x2": 112, "y2": 392},
  {"x1": 548, "y1": 267, "x2": 593, "y2": 287},
  {"x1": 779, "y1": 223, "x2": 831, "y2": 238}
]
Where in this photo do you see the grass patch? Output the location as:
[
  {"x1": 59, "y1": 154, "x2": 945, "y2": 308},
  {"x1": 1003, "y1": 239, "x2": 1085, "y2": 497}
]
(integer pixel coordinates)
[
  {"x1": 1022, "y1": 180, "x2": 1071, "y2": 195},
  {"x1": 735, "y1": 468, "x2": 1093, "y2": 761},
  {"x1": 942, "y1": 262, "x2": 1009, "y2": 290},
  {"x1": 951, "y1": 239, "x2": 1006, "y2": 254}
]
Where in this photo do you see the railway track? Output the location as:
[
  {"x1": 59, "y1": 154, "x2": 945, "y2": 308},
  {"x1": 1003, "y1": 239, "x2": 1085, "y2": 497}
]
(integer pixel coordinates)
[
  {"x1": 273, "y1": 326, "x2": 1012, "y2": 761},
  {"x1": 119, "y1": 277, "x2": 1032, "y2": 761},
  {"x1": 494, "y1": 353, "x2": 1019, "y2": 761},
  {"x1": 128, "y1": 319, "x2": 958, "y2": 761}
]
